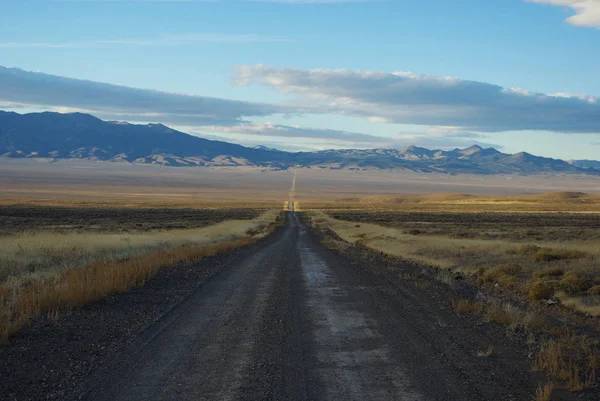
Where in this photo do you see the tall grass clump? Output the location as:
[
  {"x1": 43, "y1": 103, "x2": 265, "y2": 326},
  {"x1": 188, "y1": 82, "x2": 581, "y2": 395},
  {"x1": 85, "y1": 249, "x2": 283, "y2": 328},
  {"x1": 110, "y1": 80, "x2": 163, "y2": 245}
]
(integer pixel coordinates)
[{"x1": 532, "y1": 336, "x2": 599, "y2": 391}]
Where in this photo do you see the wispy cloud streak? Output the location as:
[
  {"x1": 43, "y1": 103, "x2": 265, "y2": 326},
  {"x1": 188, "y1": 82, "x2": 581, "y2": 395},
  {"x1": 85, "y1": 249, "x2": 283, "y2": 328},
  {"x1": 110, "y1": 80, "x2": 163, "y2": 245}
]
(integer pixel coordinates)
[{"x1": 200, "y1": 122, "x2": 500, "y2": 150}]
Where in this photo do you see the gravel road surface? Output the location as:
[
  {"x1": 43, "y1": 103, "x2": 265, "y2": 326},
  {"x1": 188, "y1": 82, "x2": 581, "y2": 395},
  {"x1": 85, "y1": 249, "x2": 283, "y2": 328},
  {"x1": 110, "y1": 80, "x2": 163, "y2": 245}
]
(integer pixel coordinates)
[{"x1": 2, "y1": 212, "x2": 573, "y2": 400}]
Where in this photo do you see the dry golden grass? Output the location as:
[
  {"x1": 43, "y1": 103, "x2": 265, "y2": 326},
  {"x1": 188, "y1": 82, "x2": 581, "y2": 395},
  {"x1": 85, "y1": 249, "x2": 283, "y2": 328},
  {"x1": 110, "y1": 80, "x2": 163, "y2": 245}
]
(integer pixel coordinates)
[
  {"x1": 413, "y1": 280, "x2": 430, "y2": 290},
  {"x1": 477, "y1": 345, "x2": 494, "y2": 358},
  {"x1": 534, "y1": 382, "x2": 553, "y2": 401},
  {"x1": 555, "y1": 293, "x2": 600, "y2": 317},
  {"x1": 0, "y1": 210, "x2": 282, "y2": 340},
  {"x1": 309, "y1": 202, "x2": 600, "y2": 393},
  {"x1": 0, "y1": 238, "x2": 253, "y2": 340},
  {"x1": 301, "y1": 191, "x2": 600, "y2": 213},
  {"x1": 450, "y1": 296, "x2": 598, "y2": 391},
  {"x1": 532, "y1": 336, "x2": 598, "y2": 391},
  {"x1": 452, "y1": 299, "x2": 483, "y2": 314},
  {"x1": 0, "y1": 210, "x2": 280, "y2": 282},
  {"x1": 309, "y1": 211, "x2": 600, "y2": 316}
]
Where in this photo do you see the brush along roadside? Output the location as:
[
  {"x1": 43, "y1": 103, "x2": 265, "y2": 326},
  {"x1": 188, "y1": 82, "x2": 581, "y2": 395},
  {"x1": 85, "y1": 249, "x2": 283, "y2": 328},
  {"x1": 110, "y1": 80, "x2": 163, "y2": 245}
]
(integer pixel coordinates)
[
  {"x1": 0, "y1": 210, "x2": 284, "y2": 340},
  {"x1": 308, "y1": 211, "x2": 600, "y2": 316},
  {"x1": 307, "y1": 211, "x2": 600, "y2": 396}
]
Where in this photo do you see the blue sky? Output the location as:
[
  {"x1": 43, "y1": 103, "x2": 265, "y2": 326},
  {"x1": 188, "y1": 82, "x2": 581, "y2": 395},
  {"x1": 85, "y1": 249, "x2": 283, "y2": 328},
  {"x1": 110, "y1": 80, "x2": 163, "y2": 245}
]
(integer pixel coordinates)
[{"x1": 1, "y1": 0, "x2": 599, "y2": 159}]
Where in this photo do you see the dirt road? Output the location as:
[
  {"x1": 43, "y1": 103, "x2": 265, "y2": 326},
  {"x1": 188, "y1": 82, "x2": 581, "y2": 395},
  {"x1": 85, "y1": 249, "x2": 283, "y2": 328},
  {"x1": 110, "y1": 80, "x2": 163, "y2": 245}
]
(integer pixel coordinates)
[
  {"x1": 3, "y1": 211, "x2": 573, "y2": 400},
  {"x1": 46, "y1": 211, "x2": 549, "y2": 401}
]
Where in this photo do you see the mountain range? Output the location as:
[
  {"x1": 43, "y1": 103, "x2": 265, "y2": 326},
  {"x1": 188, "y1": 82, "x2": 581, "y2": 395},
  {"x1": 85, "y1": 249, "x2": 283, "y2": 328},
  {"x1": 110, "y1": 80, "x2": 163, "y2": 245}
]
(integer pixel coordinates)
[{"x1": 1, "y1": 110, "x2": 598, "y2": 175}]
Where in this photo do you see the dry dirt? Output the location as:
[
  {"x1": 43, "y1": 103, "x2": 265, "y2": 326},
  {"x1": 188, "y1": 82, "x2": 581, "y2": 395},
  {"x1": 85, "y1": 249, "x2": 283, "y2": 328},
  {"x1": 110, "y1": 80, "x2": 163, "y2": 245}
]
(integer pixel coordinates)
[{"x1": 2, "y1": 158, "x2": 600, "y2": 205}]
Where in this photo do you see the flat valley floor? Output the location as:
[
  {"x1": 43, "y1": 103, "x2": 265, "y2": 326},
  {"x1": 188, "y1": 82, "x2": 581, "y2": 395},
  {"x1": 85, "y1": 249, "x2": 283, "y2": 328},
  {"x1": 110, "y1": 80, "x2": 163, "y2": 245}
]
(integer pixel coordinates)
[{"x1": 2, "y1": 158, "x2": 600, "y2": 204}]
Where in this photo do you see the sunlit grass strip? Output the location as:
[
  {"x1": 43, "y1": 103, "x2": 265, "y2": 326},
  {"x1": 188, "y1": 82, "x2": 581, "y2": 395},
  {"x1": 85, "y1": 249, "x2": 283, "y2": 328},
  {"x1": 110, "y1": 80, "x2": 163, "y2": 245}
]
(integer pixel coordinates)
[
  {"x1": 0, "y1": 209, "x2": 281, "y2": 282},
  {"x1": 0, "y1": 218, "x2": 282, "y2": 341}
]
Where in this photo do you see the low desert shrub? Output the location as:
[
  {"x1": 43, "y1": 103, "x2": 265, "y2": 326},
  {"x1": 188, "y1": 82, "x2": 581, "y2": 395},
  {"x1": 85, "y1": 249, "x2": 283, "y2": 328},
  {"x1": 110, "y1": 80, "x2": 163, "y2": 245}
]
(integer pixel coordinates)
[
  {"x1": 452, "y1": 298, "x2": 483, "y2": 314},
  {"x1": 477, "y1": 345, "x2": 494, "y2": 358},
  {"x1": 485, "y1": 305, "x2": 515, "y2": 325},
  {"x1": 532, "y1": 336, "x2": 598, "y2": 391},
  {"x1": 532, "y1": 249, "x2": 586, "y2": 263},
  {"x1": 588, "y1": 285, "x2": 600, "y2": 296},
  {"x1": 559, "y1": 271, "x2": 590, "y2": 296},
  {"x1": 476, "y1": 263, "x2": 522, "y2": 288},
  {"x1": 525, "y1": 280, "x2": 560, "y2": 300},
  {"x1": 526, "y1": 271, "x2": 591, "y2": 301},
  {"x1": 534, "y1": 382, "x2": 553, "y2": 401}
]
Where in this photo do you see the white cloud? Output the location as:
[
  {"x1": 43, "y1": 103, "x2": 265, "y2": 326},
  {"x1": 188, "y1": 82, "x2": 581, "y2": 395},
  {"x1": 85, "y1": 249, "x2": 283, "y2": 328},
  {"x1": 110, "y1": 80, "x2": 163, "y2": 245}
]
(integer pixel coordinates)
[
  {"x1": 203, "y1": 122, "x2": 382, "y2": 142},
  {"x1": 381, "y1": 136, "x2": 501, "y2": 151},
  {"x1": 528, "y1": 0, "x2": 600, "y2": 28},
  {"x1": 195, "y1": 122, "x2": 499, "y2": 151},
  {"x1": 0, "y1": 101, "x2": 27, "y2": 109},
  {"x1": 234, "y1": 64, "x2": 600, "y2": 133}
]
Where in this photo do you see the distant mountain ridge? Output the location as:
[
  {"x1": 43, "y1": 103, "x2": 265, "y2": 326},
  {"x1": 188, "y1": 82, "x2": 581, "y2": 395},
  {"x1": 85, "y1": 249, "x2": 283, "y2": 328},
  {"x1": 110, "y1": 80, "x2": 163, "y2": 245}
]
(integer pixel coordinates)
[
  {"x1": 0, "y1": 111, "x2": 598, "y2": 175},
  {"x1": 569, "y1": 159, "x2": 600, "y2": 170},
  {"x1": 0, "y1": 111, "x2": 288, "y2": 168}
]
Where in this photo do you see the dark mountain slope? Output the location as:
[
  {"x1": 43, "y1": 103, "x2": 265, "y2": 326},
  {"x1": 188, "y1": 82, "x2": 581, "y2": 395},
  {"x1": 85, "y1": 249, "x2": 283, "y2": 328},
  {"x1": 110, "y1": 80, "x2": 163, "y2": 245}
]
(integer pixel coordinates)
[
  {"x1": 0, "y1": 111, "x2": 597, "y2": 175},
  {"x1": 0, "y1": 111, "x2": 286, "y2": 167}
]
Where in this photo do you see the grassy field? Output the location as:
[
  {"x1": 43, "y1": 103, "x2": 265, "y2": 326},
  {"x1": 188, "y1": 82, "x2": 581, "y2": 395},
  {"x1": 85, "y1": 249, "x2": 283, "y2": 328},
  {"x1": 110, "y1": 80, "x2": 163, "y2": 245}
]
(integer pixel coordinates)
[
  {"x1": 307, "y1": 194, "x2": 600, "y2": 393},
  {"x1": 310, "y1": 208, "x2": 600, "y2": 315},
  {"x1": 3, "y1": 159, "x2": 600, "y2": 205},
  {"x1": 301, "y1": 191, "x2": 600, "y2": 213},
  {"x1": 305, "y1": 192, "x2": 600, "y2": 317},
  {"x1": 0, "y1": 206, "x2": 281, "y2": 340},
  {"x1": 0, "y1": 205, "x2": 270, "y2": 235}
]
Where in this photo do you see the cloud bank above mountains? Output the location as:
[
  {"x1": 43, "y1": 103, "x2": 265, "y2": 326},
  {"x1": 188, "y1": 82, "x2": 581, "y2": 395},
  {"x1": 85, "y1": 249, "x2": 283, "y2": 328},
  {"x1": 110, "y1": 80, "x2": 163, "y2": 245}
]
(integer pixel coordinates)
[
  {"x1": 234, "y1": 65, "x2": 600, "y2": 134},
  {"x1": 0, "y1": 64, "x2": 598, "y2": 151},
  {"x1": 0, "y1": 66, "x2": 284, "y2": 126},
  {"x1": 199, "y1": 123, "x2": 500, "y2": 150}
]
